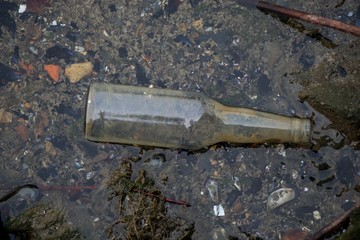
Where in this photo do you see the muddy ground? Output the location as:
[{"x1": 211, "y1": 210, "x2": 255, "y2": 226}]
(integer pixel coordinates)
[{"x1": 0, "y1": 0, "x2": 360, "y2": 239}]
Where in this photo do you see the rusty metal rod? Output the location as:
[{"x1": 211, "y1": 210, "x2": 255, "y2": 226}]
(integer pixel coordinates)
[
  {"x1": 306, "y1": 202, "x2": 360, "y2": 240},
  {"x1": 235, "y1": 0, "x2": 360, "y2": 37}
]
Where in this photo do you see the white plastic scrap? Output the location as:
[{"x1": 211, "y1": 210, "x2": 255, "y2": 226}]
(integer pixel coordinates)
[
  {"x1": 213, "y1": 204, "x2": 225, "y2": 217},
  {"x1": 86, "y1": 171, "x2": 95, "y2": 180},
  {"x1": 313, "y1": 210, "x2": 321, "y2": 220},
  {"x1": 19, "y1": 4, "x2": 27, "y2": 13}
]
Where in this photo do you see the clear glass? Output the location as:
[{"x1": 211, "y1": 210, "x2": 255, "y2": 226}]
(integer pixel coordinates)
[{"x1": 85, "y1": 83, "x2": 311, "y2": 150}]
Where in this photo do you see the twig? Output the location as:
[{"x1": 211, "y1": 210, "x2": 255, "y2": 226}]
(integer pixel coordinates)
[
  {"x1": 234, "y1": 0, "x2": 360, "y2": 37},
  {"x1": 133, "y1": 189, "x2": 191, "y2": 207}
]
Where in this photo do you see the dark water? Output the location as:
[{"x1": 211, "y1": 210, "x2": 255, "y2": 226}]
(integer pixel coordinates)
[{"x1": 0, "y1": 1, "x2": 359, "y2": 239}]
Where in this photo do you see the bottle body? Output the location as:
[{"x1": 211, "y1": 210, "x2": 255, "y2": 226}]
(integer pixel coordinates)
[{"x1": 85, "y1": 83, "x2": 311, "y2": 150}]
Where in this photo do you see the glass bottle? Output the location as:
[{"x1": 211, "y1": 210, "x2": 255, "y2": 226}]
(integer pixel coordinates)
[{"x1": 85, "y1": 83, "x2": 311, "y2": 150}]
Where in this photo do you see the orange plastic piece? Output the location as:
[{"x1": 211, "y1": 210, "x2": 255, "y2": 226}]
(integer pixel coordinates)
[{"x1": 44, "y1": 64, "x2": 61, "y2": 82}]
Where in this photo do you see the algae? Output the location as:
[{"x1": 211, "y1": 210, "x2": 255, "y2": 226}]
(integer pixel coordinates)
[{"x1": 106, "y1": 160, "x2": 194, "y2": 239}]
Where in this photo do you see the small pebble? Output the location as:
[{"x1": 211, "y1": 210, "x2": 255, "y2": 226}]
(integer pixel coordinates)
[
  {"x1": 0, "y1": 108, "x2": 12, "y2": 123},
  {"x1": 313, "y1": 210, "x2": 321, "y2": 220},
  {"x1": 44, "y1": 64, "x2": 62, "y2": 82},
  {"x1": 267, "y1": 188, "x2": 295, "y2": 210},
  {"x1": 45, "y1": 140, "x2": 58, "y2": 156},
  {"x1": 290, "y1": 169, "x2": 299, "y2": 180},
  {"x1": 65, "y1": 62, "x2": 93, "y2": 83}
]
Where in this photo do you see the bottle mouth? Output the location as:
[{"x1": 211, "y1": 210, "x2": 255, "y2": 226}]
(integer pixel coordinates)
[{"x1": 291, "y1": 118, "x2": 312, "y2": 144}]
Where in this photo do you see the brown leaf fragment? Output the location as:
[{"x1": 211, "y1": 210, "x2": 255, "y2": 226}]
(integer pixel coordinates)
[
  {"x1": 34, "y1": 111, "x2": 49, "y2": 138},
  {"x1": 16, "y1": 124, "x2": 29, "y2": 141},
  {"x1": 26, "y1": 24, "x2": 42, "y2": 41},
  {"x1": 26, "y1": 0, "x2": 50, "y2": 14}
]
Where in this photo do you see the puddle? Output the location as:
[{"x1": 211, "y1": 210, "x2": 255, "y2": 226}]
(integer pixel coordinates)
[{"x1": 0, "y1": 1, "x2": 359, "y2": 239}]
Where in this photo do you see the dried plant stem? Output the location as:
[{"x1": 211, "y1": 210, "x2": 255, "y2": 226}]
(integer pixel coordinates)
[{"x1": 133, "y1": 189, "x2": 191, "y2": 207}]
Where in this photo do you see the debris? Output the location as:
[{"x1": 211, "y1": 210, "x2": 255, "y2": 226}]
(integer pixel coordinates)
[
  {"x1": 26, "y1": 0, "x2": 50, "y2": 14},
  {"x1": 233, "y1": 176, "x2": 241, "y2": 191},
  {"x1": 235, "y1": 0, "x2": 360, "y2": 37},
  {"x1": 45, "y1": 140, "x2": 58, "y2": 156},
  {"x1": 44, "y1": 64, "x2": 61, "y2": 82},
  {"x1": 34, "y1": 111, "x2": 49, "y2": 138},
  {"x1": 18, "y1": 59, "x2": 36, "y2": 76},
  {"x1": 18, "y1": 4, "x2": 27, "y2": 13},
  {"x1": 29, "y1": 46, "x2": 39, "y2": 55},
  {"x1": 192, "y1": 19, "x2": 203, "y2": 31},
  {"x1": 281, "y1": 228, "x2": 310, "y2": 240},
  {"x1": 23, "y1": 102, "x2": 31, "y2": 109},
  {"x1": 25, "y1": 24, "x2": 42, "y2": 41},
  {"x1": 213, "y1": 204, "x2": 225, "y2": 216},
  {"x1": 290, "y1": 169, "x2": 299, "y2": 180},
  {"x1": 267, "y1": 188, "x2": 295, "y2": 210},
  {"x1": 12, "y1": 46, "x2": 36, "y2": 76},
  {"x1": 65, "y1": 62, "x2": 93, "y2": 83},
  {"x1": 143, "y1": 153, "x2": 166, "y2": 167},
  {"x1": 0, "y1": 108, "x2": 12, "y2": 123},
  {"x1": 210, "y1": 227, "x2": 228, "y2": 240},
  {"x1": 276, "y1": 144, "x2": 286, "y2": 157},
  {"x1": 74, "y1": 45, "x2": 86, "y2": 54},
  {"x1": 313, "y1": 210, "x2": 321, "y2": 220},
  {"x1": 107, "y1": 162, "x2": 193, "y2": 239},
  {"x1": 15, "y1": 124, "x2": 29, "y2": 141},
  {"x1": 206, "y1": 178, "x2": 219, "y2": 202},
  {"x1": 133, "y1": 189, "x2": 191, "y2": 207}
]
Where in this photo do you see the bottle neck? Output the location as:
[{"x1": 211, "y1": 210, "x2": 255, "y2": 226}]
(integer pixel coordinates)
[{"x1": 214, "y1": 104, "x2": 311, "y2": 145}]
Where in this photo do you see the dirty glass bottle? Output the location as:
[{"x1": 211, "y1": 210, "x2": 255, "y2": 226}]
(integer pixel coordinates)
[{"x1": 85, "y1": 83, "x2": 311, "y2": 150}]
